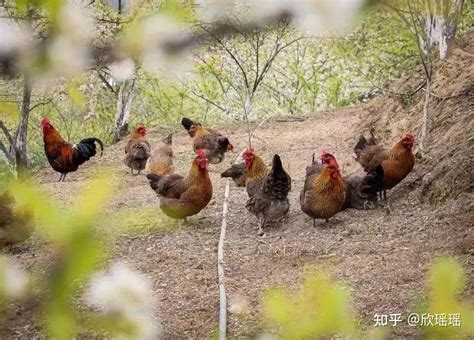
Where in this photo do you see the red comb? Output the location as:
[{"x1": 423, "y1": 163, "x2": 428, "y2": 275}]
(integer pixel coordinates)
[
  {"x1": 197, "y1": 149, "x2": 207, "y2": 157},
  {"x1": 41, "y1": 118, "x2": 50, "y2": 127}
]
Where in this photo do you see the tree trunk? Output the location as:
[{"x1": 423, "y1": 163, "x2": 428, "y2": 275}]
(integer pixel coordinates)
[
  {"x1": 12, "y1": 75, "x2": 32, "y2": 169},
  {"x1": 113, "y1": 79, "x2": 136, "y2": 143},
  {"x1": 425, "y1": 0, "x2": 465, "y2": 60}
]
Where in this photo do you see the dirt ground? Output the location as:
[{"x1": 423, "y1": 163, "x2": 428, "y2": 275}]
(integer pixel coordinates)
[{"x1": 3, "y1": 103, "x2": 472, "y2": 339}]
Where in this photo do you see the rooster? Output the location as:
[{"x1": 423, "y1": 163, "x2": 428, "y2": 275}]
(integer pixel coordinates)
[
  {"x1": 124, "y1": 124, "x2": 151, "y2": 175},
  {"x1": 41, "y1": 118, "x2": 104, "y2": 182},
  {"x1": 242, "y1": 148, "x2": 291, "y2": 235},
  {"x1": 221, "y1": 162, "x2": 247, "y2": 187},
  {"x1": 146, "y1": 133, "x2": 174, "y2": 176},
  {"x1": 300, "y1": 152, "x2": 346, "y2": 226},
  {"x1": 146, "y1": 149, "x2": 212, "y2": 219},
  {"x1": 0, "y1": 190, "x2": 35, "y2": 250},
  {"x1": 354, "y1": 132, "x2": 415, "y2": 199},
  {"x1": 181, "y1": 117, "x2": 233, "y2": 164}
]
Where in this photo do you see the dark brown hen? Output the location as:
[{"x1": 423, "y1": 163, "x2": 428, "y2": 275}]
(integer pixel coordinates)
[
  {"x1": 243, "y1": 149, "x2": 291, "y2": 235},
  {"x1": 342, "y1": 165, "x2": 384, "y2": 210}
]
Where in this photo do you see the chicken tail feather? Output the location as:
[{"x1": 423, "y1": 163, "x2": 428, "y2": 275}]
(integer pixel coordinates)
[
  {"x1": 181, "y1": 117, "x2": 195, "y2": 132},
  {"x1": 264, "y1": 154, "x2": 292, "y2": 198},
  {"x1": 354, "y1": 135, "x2": 367, "y2": 160},
  {"x1": 360, "y1": 165, "x2": 384, "y2": 197},
  {"x1": 73, "y1": 137, "x2": 104, "y2": 164},
  {"x1": 146, "y1": 174, "x2": 164, "y2": 192}
]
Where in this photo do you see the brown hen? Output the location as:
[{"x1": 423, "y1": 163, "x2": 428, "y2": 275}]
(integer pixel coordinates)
[
  {"x1": 147, "y1": 133, "x2": 174, "y2": 176},
  {"x1": 300, "y1": 152, "x2": 346, "y2": 226},
  {"x1": 124, "y1": 124, "x2": 151, "y2": 175},
  {"x1": 354, "y1": 132, "x2": 415, "y2": 199},
  {"x1": 146, "y1": 149, "x2": 212, "y2": 219},
  {"x1": 181, "y1": 117, "x2": 233, "y2": 164}
]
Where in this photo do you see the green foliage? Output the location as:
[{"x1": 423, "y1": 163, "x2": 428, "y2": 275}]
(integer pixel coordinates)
[
  {"x1": 263, "y1": 257, "x2": 473, "y2": 339},
  {"x1": 5, "y1": 176, "x2": 131, "y2": 338},
  {"x1": 421, "y1": 257, "x2": 474, "y2": 339},
  {"x1": 263, "y1": 271, "x2": 356, "y2": 339}
]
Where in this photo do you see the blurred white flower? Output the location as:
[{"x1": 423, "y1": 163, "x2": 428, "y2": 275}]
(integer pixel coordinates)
[
  {"x1": 109, "y1": 58, "x2": 136, "y2": 82},
  {"x1": 42, "y1": 2, "x2": 94, "y2": 79},
  {"x1": 0, "y1": 256, "x2": 28, "y2": 299},
  {"x1": 293, "y1": 0, "x2": 365, "y2": 35},
  {"x1": 0, "y1": 20, "x2": 33, "y2": 56},
  {"x1": 195, "y1": 0, "x2": 236, "y2": 22},
  {"x1": 119, "y1": 14, "x2": 189, "y2": 78},
  {"x1": 85, "y1": 262, "x2": 161, "y2": 340},
  {"x1": 85, "y1": 262, "x2": 154, "y2": 316},
  {"x1": 57, "y1": 1, "x2": 94, "y2": 44},
  {"x1": 48, "y1": 36, "x2": 89, "y2": 76},
  {"x1": 246, "y1": 0, "x2": 292, "y2": 21}
]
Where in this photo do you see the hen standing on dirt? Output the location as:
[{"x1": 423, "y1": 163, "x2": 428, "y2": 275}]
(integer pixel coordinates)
[
  {"x1": 354, "y1": 131, "x2": 415, "y2": 199},
  {"x1": 41, "y1": 118, "x2": 104, "y2": 182},
  {"x1": 243, "y1": 148, "x2": 291, "y2": 236},
  {"x1": 300, "y1": 152, "x2": 346, "y2": 226},
  {"x1": 147, "y1": 133, "x2": 174, "y2": 176},
  {"x1": 146, "y1": 149, "x2": 212, "y2": 219},
  {"x1": 181, "y1": 117, "x2": 233, "y2": 164},
  {"x1": 124, "y1": 124, "x2": 151, "y2": 175}
]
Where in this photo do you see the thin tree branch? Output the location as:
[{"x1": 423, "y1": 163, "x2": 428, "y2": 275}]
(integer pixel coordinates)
[{"x1": 28, "y1": 98, "x2": 53, "y2": 112}]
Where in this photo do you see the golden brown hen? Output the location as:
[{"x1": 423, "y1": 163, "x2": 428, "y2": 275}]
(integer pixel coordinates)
[
  {"x1": 146, "y1": 149, "x2": 212, "y2": 219},
  {"x1": 300, "y1": 152, "x2": 346, "y2": 226},
  {"x1": 147, "y1": 133, "x2": 174, "y2": 176}
]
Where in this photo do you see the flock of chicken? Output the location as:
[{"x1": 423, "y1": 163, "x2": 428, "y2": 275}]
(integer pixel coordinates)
[
  {"x1": 118, "y1": 117, "x2": 415, "y2": 235},
  {"x1": 0, "y1": 117, "x2": 415, "y2": 249}
]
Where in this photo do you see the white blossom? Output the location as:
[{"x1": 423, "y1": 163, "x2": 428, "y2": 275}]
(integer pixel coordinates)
[
  {"x1": 195, "y1": 0, "x2": 236, "y2": 22},
  {"x1": 134, "y1": 14, "x2": 191, "y2": 78},
  {"x1": 0, "y1": 256, "x2": 28, "y2": 299},
  {"x1": 0, "y1": 20, "x2": 33, "y2": 56},
  {"x1": 48, "y1": 36, "x2": 89, "y2": 75},
  {"x1": 85, "y1": 262, "x2": 154, "y2": 315},
  {"x1": 57, "y1": 1, "x2": 94, "y2": 44},
  {"x1": 292, "y1": 0, "x2": 365, "y2": 35},
  {"x1": 109, "y1": 58, "x2": 136, "y2": 82},
  {"x1": 85, "y1": 262, "x2": 161, "y2": 339}
]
